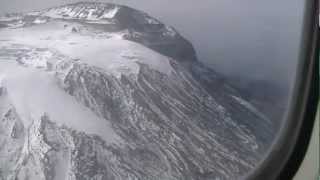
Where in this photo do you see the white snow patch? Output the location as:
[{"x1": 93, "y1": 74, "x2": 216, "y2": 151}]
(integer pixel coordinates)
[
  {"x1": 18, "y1": 49, "x2": 53, "y2": 68},
  {"x1": 86, "y1": 8, "x2": 98, "y2": 20},
  {"x1": 101, "y1": 7, "x2": 119, "y2": 19},
  {"x1": 0, "y1": 22, "x2": 173, "y2": 77},
  {"x1": 7, "y1": 20, "x2": 25, "y2": 28},
  {"x1": 143, "y1": 15, "x2": 160, "y2": 24},
  {"x1": 43, "y1": 6, "x2": 119, "y2": 21},
  {"x1": 33, "y1": 18, "x2": 47, "y2": 24},
  {"x1": 164, "y1": 26, "x2": 177, "y2": 37},
  {"x1": 0, "y1": 60, "x2": 123, "y2": 145}
]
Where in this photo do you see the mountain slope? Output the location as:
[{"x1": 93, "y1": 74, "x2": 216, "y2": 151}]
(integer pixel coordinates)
[{"x1": 0, "y1": 2, "x2": 275, "y2": 180}]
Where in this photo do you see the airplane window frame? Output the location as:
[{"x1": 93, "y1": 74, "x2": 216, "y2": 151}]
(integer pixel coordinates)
[
  {"x1": 0, "y1": 1, "x2": 318, "y2": 180},
  {"x1": 246, "y1": 0, "x2": 319, "y2": 179}
]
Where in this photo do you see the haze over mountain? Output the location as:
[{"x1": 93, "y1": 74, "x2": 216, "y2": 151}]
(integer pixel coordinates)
[
  {"x1": 0, "y1": 0, "x2": 303, "y2": 126},
  {"x1": 0, "y1": 2, "x2": 275, "y2": 179},
  {"x1": 0, "y1": 0, "x2": 304, "y2": 90}
]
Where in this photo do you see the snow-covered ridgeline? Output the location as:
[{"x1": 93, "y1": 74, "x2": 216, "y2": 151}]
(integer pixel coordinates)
[
  {"x1": 42, "y1": 3, "x2": 120, "y2": 20},
  {"x1": 0, "y1": 58, "x2": 122, "y2": 146},
  {"x1": 0, "y1": 22, "x2": 173, "y2": 77}
]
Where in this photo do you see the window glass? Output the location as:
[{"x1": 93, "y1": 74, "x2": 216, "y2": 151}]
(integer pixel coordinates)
[{"x1": 0, "y1": 0, "x2": 306, "y2": 179}]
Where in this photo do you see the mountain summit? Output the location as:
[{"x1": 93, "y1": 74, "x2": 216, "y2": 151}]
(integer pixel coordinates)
[
  {"x1": 0, "y1": 2, "x2": 274, "y2": 180},
  {"x1": 42, "y1": 1, "x2": 198, "y2": 62}
]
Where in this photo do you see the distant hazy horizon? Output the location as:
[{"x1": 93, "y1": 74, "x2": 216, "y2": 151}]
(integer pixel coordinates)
[{"x1": 0, "y1": 0, "x2": 305, "y2": 89}]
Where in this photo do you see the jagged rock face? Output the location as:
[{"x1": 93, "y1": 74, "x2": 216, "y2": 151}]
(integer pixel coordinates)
[
  {"x1": 0, "y1": 2, "x2": 275, "y2": 180},
  {"x1": 0, "y1": 104, "x2": 25, "y2": 180}
]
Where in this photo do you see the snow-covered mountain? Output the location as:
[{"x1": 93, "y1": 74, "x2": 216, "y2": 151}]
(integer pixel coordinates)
[{"x1": 0, "y1": 2, "x2": 275, "y2": 180}]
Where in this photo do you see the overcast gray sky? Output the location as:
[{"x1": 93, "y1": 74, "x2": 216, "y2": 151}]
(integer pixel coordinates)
[{"x1": 0, "y1": 0, "x2": 305, "y2": 88}]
